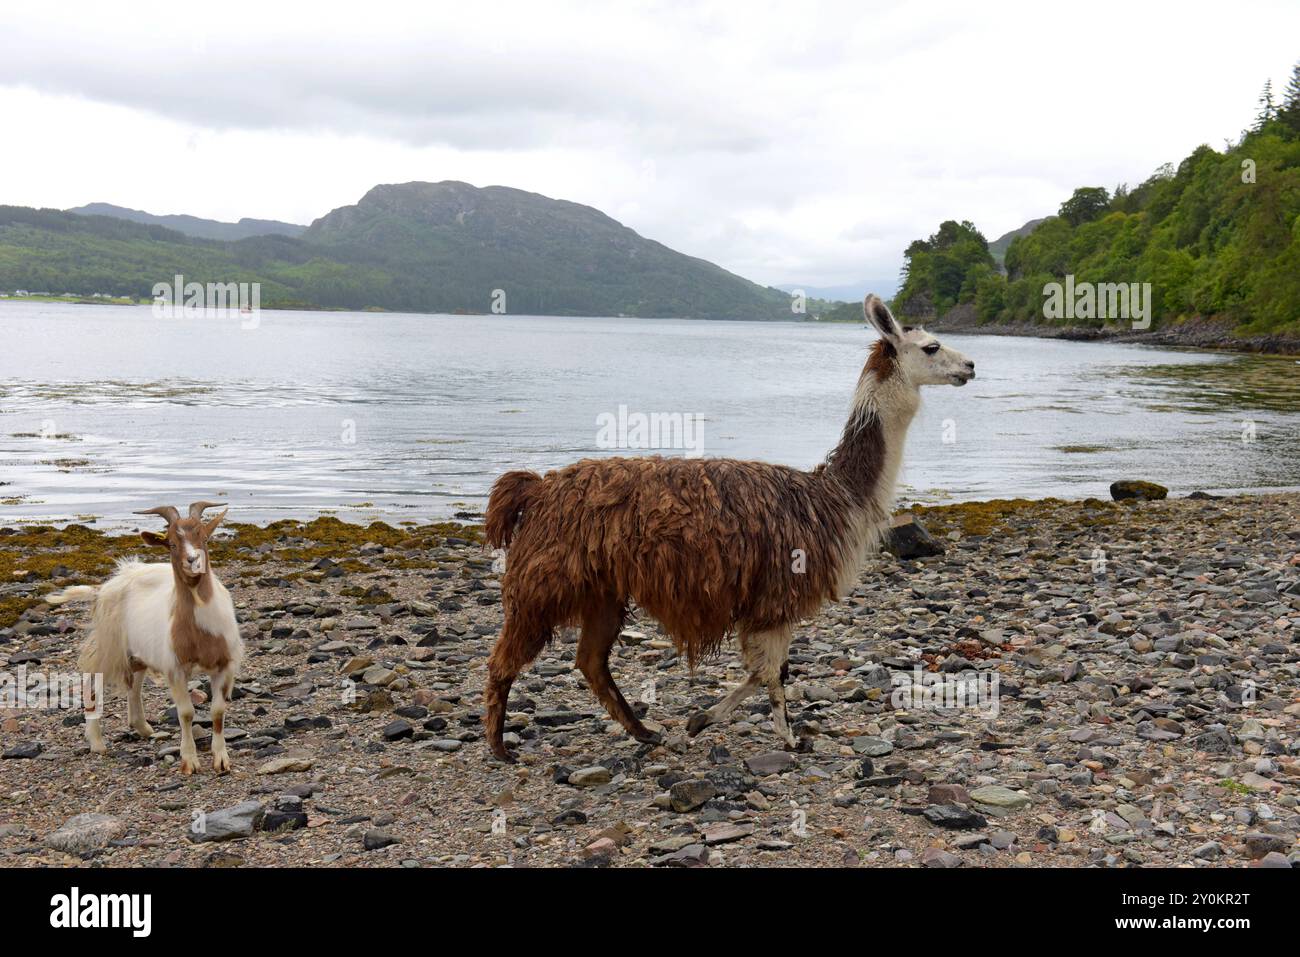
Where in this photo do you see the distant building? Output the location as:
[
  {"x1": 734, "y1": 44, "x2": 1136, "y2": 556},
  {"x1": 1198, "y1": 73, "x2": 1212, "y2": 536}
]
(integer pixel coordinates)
[{"x1": 15, "y1": 289, "x2": 29, "y2": 296}]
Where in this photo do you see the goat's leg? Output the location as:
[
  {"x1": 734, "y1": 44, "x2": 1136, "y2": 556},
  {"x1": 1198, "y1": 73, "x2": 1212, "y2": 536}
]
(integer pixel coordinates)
[
  {"x1": 484, "y1": 613, "x2": 550, "y2": 764},
  {"x1": 167, "y1": 673, "x2": 200, "y2": 775},
  {"x1": 209, "y1": 670, "x2": 233, "y2": 773},
  {"x1": 576, "y1": 599, "x2": 658, "y2": 745},
  {"x1": 126, "y1": 669, "x2": 153, "y2": 739},
  {"x1": 84, "y1": 677, "x2": 106, "y2": 754}
]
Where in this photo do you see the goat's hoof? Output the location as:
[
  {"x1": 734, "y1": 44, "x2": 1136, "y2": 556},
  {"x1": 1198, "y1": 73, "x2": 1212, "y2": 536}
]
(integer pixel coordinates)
[
  {"x1": 488, "y1": 744, "x2": 517, "y2": 765},
  {"x1": 685, "y1": 712, "x2": 711, "y2": 737},
  {"x1": 179, "y1": 756, "x2": 200, "y2": 775},
  {"x1": 213, "y1": 751, "x2": 231, "y2": 774},
  {"x1": 131, "y1": 723, "x2": 154, "y2": 739}
]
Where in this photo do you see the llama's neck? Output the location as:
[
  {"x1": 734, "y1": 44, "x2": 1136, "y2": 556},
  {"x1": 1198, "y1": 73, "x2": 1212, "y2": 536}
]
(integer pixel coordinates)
[{"x1": 823, "y1": 368, "x2": 920, "y2": 518}]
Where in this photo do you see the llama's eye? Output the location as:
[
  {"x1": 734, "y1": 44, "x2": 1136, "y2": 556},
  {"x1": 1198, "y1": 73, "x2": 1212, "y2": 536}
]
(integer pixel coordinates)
[{"x1": 922, "y1": 343, "x2": 940, "y2": 355}]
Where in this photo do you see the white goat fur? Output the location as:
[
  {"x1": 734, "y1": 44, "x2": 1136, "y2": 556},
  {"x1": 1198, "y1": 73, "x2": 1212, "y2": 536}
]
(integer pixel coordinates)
[
  {"x1": 49, "y1": 537, "x2": 244, "y2": 774},
  {"x1": 69, "y1": 558, "x2": 242, "y2": 685}
]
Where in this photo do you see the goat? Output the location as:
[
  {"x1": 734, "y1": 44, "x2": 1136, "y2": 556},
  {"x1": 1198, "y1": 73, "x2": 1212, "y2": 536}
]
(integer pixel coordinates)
[
  {"x1": 47, "y1": 501, "x2": 243, "y2": 775},
  {"x1": 482, "y1": 296, "x2": 975, "y2": 762}
]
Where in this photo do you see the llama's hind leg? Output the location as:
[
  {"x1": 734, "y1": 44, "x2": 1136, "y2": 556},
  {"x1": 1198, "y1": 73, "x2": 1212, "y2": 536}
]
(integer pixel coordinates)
[
  {"x1": 485, "y1": 615, "x2": 550, "y2": 763},
  {"x1": 576, "y1": 600, "x2": 658, "y2": 745},
  {"x1": 686, "y1": 673, "x2": 761, "y2": 736},
  {"x1": 688, "y1": 628, "x2": 794, "y2": 744}
]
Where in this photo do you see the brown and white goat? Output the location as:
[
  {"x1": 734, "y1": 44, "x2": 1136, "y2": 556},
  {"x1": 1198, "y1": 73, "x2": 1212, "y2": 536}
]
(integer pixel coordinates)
[
  {"x1": 482, "y1": 295, "x2": 975, "y2": 762},
  {"x1": 47, "y1": 502, "x2": 244, "y2": 774}
]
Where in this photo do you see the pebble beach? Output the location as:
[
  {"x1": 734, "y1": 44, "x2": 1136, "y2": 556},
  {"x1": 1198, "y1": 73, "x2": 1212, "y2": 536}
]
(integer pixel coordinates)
[{"x1": 1, "y1": 493, "x2": 1297, "y2": 868}]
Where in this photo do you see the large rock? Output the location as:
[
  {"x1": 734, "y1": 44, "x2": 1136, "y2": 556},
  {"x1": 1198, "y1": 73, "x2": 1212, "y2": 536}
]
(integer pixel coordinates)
[
  {"x1": 1110, "y1": 480, "x2": 1168, "y2": 501},
  {"x1": 189, "y1": 801, "x2": 264, "y2": 843},
  {"x1": 969, "y1": 785, "x2": 1032, "y2": 811},
  {"x1": 668, "y1": 780, "x2": 717, "y2": 812},
  {"x1": 744, "y1": 751, "x2": 796, "y2": 776},
  {"x1": 885, "y1": 514, "x2": 944, "y2": 558},
  {"x1": 45, "y1": 813, "x2": 125, "y2": 855},
  {"x1": 568, "y1": 766, "x2": 613, "y2": 787}
]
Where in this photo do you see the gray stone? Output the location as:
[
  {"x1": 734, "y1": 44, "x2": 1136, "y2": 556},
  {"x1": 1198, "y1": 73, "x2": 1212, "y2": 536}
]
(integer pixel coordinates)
[
  {"x1": 189, "y1": 801, "x2": 264, "y2": 843},
  {"x1": 921, "y1": 847, "x2": 963, "y2": 868},
  {"x1": 744, "y1": 752, "x2": 795, "y2": 776},
  {"x1": 851, "y1": 736, "x2": 894, "y2": 757},
  {"x1": 568, "y1": 766, "x2": 613, "y2": 787},
  {"x1": 45, "y1": 813, "x2": 125, "y2": 855},
  {"x1": 669, "y1": 780, "x2": 717, "y2": 812},
  {"x1": 969, "y1": 785, "x2": 1031, "y2": 810}
]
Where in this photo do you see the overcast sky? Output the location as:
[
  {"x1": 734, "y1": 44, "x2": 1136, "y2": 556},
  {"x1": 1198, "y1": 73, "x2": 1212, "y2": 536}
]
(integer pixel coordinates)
[{"x1": 1, "y1": 0, "x2": 1296, "y2": 288}]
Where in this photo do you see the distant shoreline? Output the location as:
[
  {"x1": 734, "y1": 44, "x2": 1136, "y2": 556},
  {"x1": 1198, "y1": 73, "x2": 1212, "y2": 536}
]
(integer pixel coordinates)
[
  {"x1": 6, "y1": 296, "x2": 1300, "y2": 355},
  {"x1": 924, "y1": 312, "x2": 1300, "y2": 357}
]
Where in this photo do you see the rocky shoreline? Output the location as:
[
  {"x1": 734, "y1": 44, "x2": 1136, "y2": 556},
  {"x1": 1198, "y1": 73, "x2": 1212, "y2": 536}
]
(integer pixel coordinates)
[
  {"x1": 924, "y1": 309, "x2": 1300, "y2": 356},
  {"x1": 1, "y1": 495, "x2": 1297, "y2": 868}
]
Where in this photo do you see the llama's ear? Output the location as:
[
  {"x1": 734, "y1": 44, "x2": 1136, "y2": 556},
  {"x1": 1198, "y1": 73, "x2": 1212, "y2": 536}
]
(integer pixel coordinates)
[{"x1": 863, "y1": 294, "x2": 902, "y2": 344}]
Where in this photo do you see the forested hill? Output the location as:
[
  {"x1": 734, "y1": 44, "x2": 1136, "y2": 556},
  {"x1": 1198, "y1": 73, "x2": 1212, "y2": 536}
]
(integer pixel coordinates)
[
  {"x1": 66, "y1": 203, "x2": 307, "y2": 241},
  {"x1": 0, "y1": 182, "x2": 794, "y2": 320},
  {"x1": 891, "y1": 61, "x2": 1300, "y2": 336}
]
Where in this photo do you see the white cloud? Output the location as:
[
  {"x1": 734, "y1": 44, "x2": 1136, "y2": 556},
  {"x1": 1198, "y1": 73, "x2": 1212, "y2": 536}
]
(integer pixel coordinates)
[{"x1": 1, "y1": 0, "x2": 1296, "y2": 287}]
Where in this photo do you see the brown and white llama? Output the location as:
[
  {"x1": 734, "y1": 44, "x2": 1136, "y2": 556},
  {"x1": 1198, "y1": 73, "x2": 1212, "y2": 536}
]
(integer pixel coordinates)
[
  {"x1": 482, "y1": 295, "x2": 974, "y2": 762},
  {"x1": 47, "y1": 502, "x2": 243, "y2": 775}
]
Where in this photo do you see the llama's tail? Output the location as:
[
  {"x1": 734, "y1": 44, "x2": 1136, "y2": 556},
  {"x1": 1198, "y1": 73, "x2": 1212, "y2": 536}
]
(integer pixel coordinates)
[
  {"x1": 45, "y1": 584, "x2": 99, "y2": 606},
  {"x1": 485, "y1": 470, "x2": 543, "y2": 548}
]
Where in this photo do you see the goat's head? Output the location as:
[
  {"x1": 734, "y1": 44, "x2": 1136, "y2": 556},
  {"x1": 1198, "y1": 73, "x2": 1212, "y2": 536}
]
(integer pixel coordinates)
[
  {"x1": 864, "y1": 294, "x2": 975, "y2": 387},
  {"x1": 136, "y1": 501, "x2": 228, "y2": 586}
]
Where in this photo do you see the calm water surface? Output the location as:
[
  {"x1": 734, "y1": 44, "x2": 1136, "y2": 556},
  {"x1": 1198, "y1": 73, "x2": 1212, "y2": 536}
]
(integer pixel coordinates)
[{"x1": 2, "y1": 302, "x2": 1298, "y2": 528}]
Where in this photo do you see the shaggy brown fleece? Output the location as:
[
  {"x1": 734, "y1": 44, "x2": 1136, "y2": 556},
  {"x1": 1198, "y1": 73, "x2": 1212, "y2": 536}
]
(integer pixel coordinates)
[{"x1": 481, "y1": 357, "x2": 893, "y2": 761}]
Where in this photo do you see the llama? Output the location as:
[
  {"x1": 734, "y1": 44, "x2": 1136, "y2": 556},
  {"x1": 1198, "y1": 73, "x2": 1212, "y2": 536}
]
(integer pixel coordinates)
[
  {"x1": 482, "y1": 295, "x2": 974, "y2": 762},
  {"x1": 47, "y1": 501, "x2": 243, "y2": 774}
]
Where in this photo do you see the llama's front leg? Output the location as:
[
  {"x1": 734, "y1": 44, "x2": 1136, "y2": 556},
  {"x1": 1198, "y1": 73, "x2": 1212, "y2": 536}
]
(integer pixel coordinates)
[
  {"x1": 209, "y1": 670, "x2": 233, "y2": 773},
  {"x1": 127, "y1": 670, "x2": 153, "y2": 739},
  {"x1": 767, "y1": 677, "x2": 798, "y2": 750},
  {"x1": 167, "y1": 673, "x2": 199, "y2": 775},
  {"x1": 735, "y1": 627, "x2": 796, "y2": 748}
]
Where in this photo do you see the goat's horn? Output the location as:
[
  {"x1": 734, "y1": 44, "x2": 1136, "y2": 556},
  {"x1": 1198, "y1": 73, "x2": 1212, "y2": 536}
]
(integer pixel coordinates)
[
  {"x1": 188, "y1": 501, "x2": 226, "y2": 520},
  {"x1": 134, "y1": 505, "x2": 180, "y2": 525}
]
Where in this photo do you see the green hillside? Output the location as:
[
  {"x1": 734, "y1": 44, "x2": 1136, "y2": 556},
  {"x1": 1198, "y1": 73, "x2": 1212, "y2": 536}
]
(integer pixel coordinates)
[
  {"x1": 0, "y1": 182, "x2": 795, "y2": 321},
  {"x1": 893, "y1": 61, "x2": 1300, "y2": 336}
]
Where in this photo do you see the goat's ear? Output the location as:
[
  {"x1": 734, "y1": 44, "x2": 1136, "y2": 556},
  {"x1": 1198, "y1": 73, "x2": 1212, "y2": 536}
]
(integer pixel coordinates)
[
  {"x1": 864, "y1": 294, "x2": 903, "y2": 344},
  {"x1": 141, "y1": 530, "x2": 168, "y2": 548},
  {"x1": 202, "y1": 508, "x2": 228, "y2": 536}
]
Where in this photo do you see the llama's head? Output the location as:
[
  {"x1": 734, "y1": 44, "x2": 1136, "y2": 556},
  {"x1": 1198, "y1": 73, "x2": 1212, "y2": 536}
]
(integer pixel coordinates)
[
  {"x1": 863, "y1": 294, "x2": 975, "y2": 387},
  {"x1": 136, "y1": 501, "x2": 228, "y2": 586}
]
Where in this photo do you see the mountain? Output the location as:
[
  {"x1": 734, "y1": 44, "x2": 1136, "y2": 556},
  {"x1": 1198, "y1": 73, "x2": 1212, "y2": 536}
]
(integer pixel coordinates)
[
  {"x1": 302, "y1": 181, "x2": 792, "y2": 318},
  {"x1": 0, "y1": 183, "x2": 795, "y2": 320},
  {"x1": 774, "y1": 278, "x2": 898, "y2": 302},
  {"x1": 987, "y1": 218, "x2": 1046, "y2": 268},
  {"x1": 66, "y1": 203, "x2": 307, "y2": 241}
]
